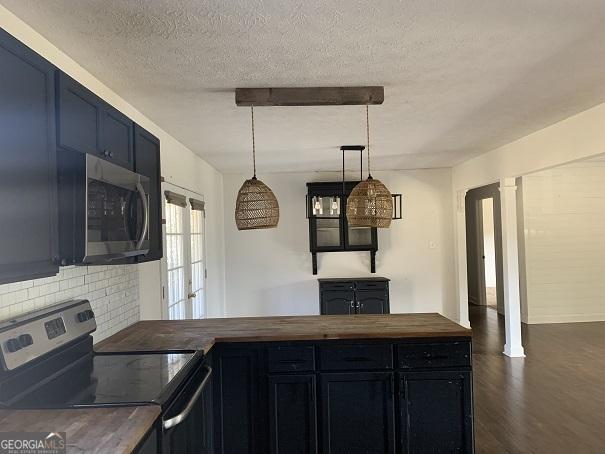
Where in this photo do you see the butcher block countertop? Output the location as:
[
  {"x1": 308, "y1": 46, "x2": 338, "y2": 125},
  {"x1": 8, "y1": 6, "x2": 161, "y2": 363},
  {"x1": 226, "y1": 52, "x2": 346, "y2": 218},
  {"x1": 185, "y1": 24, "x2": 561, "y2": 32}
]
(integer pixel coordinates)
[
  {"x1": 0, "y1": 406, "x2": 160, "y2": 454},
  {"x1": 96, "y1": 313, "x2": 471, "y2": 353},
  {"x1": 2, "y1": 314, "x2": 468, "y2": 454}
]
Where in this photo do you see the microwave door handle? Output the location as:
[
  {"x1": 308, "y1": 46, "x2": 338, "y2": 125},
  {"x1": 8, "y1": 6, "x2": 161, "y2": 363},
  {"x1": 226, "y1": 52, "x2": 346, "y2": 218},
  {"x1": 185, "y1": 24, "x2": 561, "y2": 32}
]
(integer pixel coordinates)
[
  {"x1": 135, "y1": 181, "x2": 149, "y2": 250},
  {"x1": 163, "y1": 366, "x2": 213, "y2": 430}
]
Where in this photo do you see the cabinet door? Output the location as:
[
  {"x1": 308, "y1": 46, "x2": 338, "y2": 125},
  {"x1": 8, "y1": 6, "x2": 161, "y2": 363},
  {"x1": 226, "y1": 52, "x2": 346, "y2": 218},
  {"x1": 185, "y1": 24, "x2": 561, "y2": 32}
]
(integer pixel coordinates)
[
  {"x1": 213, "y1": 347, "x2": 263, "y2": 454},
  {"x1": 399, "y1": 371, "x2": 473, "y2": 454},
  {"x1": 102, "y1": 105, "x2": 134, "y2": 170},
  {"x1": 356, "y1": 290, "x2": 388, "y2": 314},
  {"x1": 135, "y1": 427, "x2": 158, "y2": 454},
  {"x1": 320, "y1": 372, "x2": 395, "y2": 454},
  {"x1": 321, "y1": 290, "x2": 354, "y2": 315},
  {"x1": 134, "y1": 124, "x2": 162, "y2": 262},
  {"x1": 0, "y1": 29, "x2": 59, "y2": 284},
  {"x1": 268, "y1": 374, "x2": 317, "y2": 454},
  {"x1": 57, "y1": 72, "x2": 102, "y2": 155}
]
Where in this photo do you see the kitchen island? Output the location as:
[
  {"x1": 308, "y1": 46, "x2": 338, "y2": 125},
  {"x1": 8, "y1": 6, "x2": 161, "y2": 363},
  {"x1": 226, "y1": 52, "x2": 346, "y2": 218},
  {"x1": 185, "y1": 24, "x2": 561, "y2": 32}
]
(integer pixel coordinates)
[
  {"x1": 1, "y1": 313, "x2": 472, "y2": 454},
  {"x1": 97, "y1": 313, "x2": 474, "y2": 454}
]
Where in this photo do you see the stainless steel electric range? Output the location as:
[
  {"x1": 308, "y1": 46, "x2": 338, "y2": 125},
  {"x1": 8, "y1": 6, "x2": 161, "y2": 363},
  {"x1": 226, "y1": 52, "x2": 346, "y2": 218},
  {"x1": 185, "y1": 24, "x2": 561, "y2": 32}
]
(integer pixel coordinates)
[{"x1": 0, "y1": 300, "x2": 213, "y2": 453}]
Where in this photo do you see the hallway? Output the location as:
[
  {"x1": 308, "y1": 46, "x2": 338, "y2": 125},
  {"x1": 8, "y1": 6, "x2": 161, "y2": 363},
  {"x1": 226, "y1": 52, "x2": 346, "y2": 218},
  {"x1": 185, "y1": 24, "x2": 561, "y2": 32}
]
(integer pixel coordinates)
[{"x1": 471, "y1": 305, "x2": 605, "y2": 453}]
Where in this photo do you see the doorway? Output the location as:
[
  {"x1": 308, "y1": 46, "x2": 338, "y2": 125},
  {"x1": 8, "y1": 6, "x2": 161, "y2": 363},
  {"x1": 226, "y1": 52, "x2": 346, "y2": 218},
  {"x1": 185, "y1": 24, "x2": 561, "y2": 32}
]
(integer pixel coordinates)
[
  {"x1": 481, "y1": 198, "x2": 497, "y2": 308},
  {"x1": 465, "y1": 184, "x2": 504, "y2": 315}
]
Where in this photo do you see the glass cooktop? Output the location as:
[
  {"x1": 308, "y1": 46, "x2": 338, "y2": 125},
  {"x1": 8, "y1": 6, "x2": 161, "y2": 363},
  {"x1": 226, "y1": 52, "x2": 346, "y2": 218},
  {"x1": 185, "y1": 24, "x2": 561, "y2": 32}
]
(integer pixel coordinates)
[{"x1": 12, "y1": 351, "x2": 197, "y2": 409}]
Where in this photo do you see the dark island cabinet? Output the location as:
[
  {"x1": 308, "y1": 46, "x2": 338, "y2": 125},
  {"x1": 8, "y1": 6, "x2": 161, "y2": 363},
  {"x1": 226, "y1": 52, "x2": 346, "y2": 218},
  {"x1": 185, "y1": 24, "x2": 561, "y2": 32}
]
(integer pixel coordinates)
[
  {"x1": 212, "y1": 339, "x2": 473, "y2": 454},
  {"x1": 57, "y1": 72, "x2": 134, "y2": 170},
  {"x1": 399, "y1": 371, "x2": 473, "y2": 454},
  {"x1": 0, "y1": 28, "x2": 59, "y2": 284},
  {"x1": 320, "y1": 372, "x2": 396, "y2": 454},
  {"x1": 212, "y1": 345, "x2": 265, "y2": 454},
  {"x1": 319, "y1": 278, "x2": 390, "y2": 315},
  {"x1": 268, "y1": 374, "x2": 317, "y2": 454},
  {"x1": 134, "y1": 124, "x2": 162, "y2": 262}
]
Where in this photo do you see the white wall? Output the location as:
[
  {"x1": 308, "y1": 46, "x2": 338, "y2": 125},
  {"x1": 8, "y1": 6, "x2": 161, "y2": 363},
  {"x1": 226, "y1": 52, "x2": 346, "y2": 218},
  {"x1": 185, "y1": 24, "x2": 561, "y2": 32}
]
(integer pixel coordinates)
[
  {"x1": 519, "y1": 160, "x2": 605, "y2": 323},
  {"x1": 0, "y1": 7, "x2": 226, "y2": 322},
  {"x1": 223, "y1": 169, "x2": 456, "y2": 319},
  {"x1": 451, "y1": 100, "x2": 605, "y2": 324}
]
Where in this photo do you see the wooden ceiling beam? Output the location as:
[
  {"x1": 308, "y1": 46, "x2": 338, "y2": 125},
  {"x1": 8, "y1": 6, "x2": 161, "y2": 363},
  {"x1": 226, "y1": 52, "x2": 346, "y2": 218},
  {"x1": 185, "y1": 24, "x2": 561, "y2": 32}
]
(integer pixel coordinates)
[{"x1": 235, "y1": 86, "x2": 384, "y2": 106}]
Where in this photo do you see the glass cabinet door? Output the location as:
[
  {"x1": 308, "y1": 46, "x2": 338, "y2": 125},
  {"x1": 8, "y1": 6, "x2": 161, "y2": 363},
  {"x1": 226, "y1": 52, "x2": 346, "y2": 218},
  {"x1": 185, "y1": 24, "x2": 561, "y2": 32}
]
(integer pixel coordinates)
[
  {"x1": 346, "y1": 225, "x2": 373, "y2": 247},
  {"x1": 316, "y1": 218, "x2": 342, "y2": 248}
]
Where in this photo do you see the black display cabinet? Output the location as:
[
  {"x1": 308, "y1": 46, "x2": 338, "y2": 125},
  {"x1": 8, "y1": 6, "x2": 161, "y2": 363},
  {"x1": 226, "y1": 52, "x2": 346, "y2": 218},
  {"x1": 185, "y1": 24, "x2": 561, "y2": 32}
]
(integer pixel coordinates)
[{"x1": 307, "y1": 181, "x2": 378, "y2": 275}]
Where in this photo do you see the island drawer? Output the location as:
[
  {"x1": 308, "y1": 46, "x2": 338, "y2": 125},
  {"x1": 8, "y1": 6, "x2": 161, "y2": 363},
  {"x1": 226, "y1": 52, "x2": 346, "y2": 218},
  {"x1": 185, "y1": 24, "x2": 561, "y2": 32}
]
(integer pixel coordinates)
[
  {"x1": 397, "y1": 341, "x2": 471, "y2": 369},
  {"x1": 319, "y1": 343, "x2": 393, "y2": 370},
  {"x1": 268, "y1": 345, "x2": 316, "y2": 372}
]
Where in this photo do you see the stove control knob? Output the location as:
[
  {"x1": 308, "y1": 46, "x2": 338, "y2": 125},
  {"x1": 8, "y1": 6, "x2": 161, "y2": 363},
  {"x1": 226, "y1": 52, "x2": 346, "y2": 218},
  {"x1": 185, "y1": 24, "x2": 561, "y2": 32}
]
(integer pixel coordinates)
[
  {"x1": 18, "y1": 334, "x2": 33, "y2": 348},
  {"x1": 77, "y1": 310, "x2": 95, "y2": 322},
  {"x1": 5, "y1": 338, "x2": 21, "y2": 353}
]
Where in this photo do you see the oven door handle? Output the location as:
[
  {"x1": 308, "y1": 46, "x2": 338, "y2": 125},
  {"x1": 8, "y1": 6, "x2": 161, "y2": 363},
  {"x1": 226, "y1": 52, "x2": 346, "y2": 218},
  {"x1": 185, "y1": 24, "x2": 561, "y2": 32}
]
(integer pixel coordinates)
[
  {"x1": 135, "y1": 181, "x2": 149, "y2": 251},
  {"x1": 163, "y1": 365, "x2": 212, "y2": 430}
]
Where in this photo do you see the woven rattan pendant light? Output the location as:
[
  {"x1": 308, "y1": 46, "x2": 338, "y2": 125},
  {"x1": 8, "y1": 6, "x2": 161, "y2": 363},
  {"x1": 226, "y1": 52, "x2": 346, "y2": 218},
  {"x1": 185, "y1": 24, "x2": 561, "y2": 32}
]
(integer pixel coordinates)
[
  {"x1": 346, "y1": 105, "x2": 393, "y2": 228},
  {"x1": 235, "y1": 106, "x2": 280, "y2": 230}
]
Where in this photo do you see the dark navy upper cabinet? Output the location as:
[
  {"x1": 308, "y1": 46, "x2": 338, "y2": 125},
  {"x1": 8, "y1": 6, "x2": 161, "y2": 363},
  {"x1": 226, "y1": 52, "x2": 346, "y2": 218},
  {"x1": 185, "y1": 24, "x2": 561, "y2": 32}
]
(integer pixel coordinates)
[
  {"x1": 57, "y1": 72, "x2": 134, "y2": 170},
  {"x1": 0, "y1": 28, "x2": 59, "y2": 284},
  {"x1": 102, "y1": 105, "x2": 134, "y2": 169},
  {"x1": 57, "y1": 72, "x2": 103, "y2": 155},
  {"x1": 134, "y1": 124, "x2": 162, "y2": 262}
]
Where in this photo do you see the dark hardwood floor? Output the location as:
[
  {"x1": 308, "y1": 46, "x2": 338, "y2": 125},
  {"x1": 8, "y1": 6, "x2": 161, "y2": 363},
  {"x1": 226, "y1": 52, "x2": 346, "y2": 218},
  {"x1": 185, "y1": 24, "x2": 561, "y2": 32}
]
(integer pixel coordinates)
[{"x1": 471, "y1": 305, "x2": 605, "y2": 453}]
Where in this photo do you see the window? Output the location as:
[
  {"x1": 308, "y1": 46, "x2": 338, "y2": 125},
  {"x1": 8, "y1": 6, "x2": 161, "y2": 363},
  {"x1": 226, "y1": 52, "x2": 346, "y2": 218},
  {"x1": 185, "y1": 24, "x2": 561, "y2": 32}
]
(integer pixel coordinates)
[{"x1": 162, "y1": 184, "x2": 206, "y2": 320}]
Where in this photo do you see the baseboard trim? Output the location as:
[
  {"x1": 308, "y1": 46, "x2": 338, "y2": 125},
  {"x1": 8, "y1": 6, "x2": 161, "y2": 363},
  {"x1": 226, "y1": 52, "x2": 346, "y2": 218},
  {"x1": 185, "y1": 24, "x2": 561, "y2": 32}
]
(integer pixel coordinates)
[{"x1": 527, "y1": 313, "x2": 605, "y2": 324}]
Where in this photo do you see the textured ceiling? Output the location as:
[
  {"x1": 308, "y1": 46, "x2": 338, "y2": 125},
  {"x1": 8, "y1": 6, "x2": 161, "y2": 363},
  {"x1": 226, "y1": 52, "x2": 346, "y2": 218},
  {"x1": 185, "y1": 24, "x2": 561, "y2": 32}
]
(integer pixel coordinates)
[{"x1": 4, "y1": 0, "x2": 605, "y2": 173}]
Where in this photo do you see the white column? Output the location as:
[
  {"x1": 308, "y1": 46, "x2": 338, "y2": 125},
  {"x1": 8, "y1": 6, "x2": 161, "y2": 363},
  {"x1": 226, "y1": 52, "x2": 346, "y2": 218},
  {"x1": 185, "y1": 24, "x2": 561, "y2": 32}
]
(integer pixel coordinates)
[
  {"x1": 499, "y1": 178, "x2": 525, "y2": 357},
  {"x1": 455, "y1": 189, "x2": 470, "y2": 329}
]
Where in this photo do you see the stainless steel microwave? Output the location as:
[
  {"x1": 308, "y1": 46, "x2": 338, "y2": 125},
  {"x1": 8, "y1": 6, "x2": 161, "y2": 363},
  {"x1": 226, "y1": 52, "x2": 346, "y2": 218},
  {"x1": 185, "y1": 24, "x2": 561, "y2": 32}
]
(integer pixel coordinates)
[{"x1": 58, "y1": 152, "x2": 150, "y2": 265}]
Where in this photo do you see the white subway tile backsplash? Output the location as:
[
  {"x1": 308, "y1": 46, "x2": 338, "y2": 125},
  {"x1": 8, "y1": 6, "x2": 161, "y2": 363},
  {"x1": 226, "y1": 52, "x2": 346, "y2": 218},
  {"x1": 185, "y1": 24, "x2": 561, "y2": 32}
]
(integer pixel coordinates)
[{"x1": 0, "y1": 265, "x2": 139, "y2": 342}]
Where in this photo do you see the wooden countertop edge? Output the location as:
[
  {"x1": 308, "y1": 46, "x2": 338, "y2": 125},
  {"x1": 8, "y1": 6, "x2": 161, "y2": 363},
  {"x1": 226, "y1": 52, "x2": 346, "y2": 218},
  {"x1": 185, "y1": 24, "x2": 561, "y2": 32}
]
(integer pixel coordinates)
[
  {"x1": 0, "y1": 405, "x2": 161, "y2": 454},
  {"x1": 211, "y1": 330, "x2": 471, "y2": 343},
  {"x1": 95, "y1": 314, "x2": 471, "y2": 353}
]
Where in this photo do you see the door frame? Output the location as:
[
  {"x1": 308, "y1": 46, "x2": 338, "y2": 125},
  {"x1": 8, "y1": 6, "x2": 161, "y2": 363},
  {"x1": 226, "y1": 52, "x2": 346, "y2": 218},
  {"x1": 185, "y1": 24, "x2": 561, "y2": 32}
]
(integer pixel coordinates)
[
  {"x1": 160, "y1": 181, "x2": 207, "y2": 320},
  {"x1": 475, "y1": 199, "x2": 487, "y2": 306}
]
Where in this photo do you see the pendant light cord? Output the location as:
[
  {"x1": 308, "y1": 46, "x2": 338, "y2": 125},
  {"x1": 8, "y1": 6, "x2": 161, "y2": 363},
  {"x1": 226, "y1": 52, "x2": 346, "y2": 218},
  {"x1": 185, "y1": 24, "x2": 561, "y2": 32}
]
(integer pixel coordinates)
[
  {"x1": 366, "y1": 104, "x2": 371, "y2": 177},
  {"x1": 251, "y1": 106, "x2": 257, "y2": 178}
]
